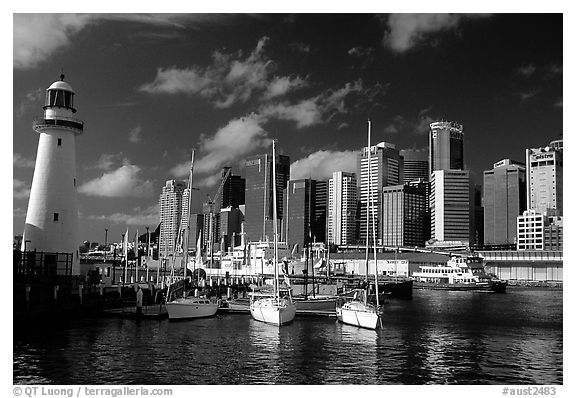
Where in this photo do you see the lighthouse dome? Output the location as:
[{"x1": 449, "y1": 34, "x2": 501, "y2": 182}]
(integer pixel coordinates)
[
  {"x1": 44, "y1": 74, "x2": 76, "y2": 113},
  {"x1": 47, "y1": 79, "x2": 75, "y2": 94}
]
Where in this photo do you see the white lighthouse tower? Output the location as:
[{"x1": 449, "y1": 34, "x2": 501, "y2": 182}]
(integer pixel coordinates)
[{"x1": 22, "y1": 74, "x2": 84, "y2": 275}]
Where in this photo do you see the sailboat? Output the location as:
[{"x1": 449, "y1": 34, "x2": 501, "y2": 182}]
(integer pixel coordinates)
[
  {"x1": 165, "y1": 149, "x2": 219, "y2": 320},
  {"x1": 336, "y1": 120, "x2": 382, "y2": 330},
  {"x1": 249, "y1": 139, "x2": 296, "y2": 326}
]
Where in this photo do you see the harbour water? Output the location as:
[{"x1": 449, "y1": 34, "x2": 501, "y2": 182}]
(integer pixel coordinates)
[{"x1": 13, "y1": 288, "x2": 562, "y2": 385}]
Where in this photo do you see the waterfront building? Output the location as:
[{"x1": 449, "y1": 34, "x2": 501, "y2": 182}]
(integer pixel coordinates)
[
  {"x1": 483, "y1": 159, "x2": 526, "y2": 246},
  {"x1": 159, "y1": 180, "x2": 187, "y2": 257},
  {"x1": 400, "y1": 148, "x2": 429, "y2": 182},
  {"x1": 188, "y1": 213, "x2": 204, "y2": 251},
  {"x1": 283, "y1": 179, "x2": 327, "y2": 254},
  {"x1": 525, "y1": 140, "x2": 563, "y2": 216},
  {"x1": 244, "y1": 152, "x2": 290, "y2": 242},
  {"x1": 22, "y1": 74, "x2": 84, "y2": 275},
  {"x1": 430, "y1": 170, "x2": 472, "y2": 243},
  {"x1": 328, "y1": 172, "x2": 358, "y2": 246},
  {"x1": 429, "y1": 120, "x2": 464, "y2": 174},
  {"x1": 358, "y1": 142, "x2": 403, "y2": 244},
  {"x1": 407, "y1": 178, "x2": 431, "y2": 242},
  {"x1": 202, "y1": 201, "x2": 220, "y2": 253},
  {"x1": 381, "y1": 184, "x2": 427, "y2": 247}
]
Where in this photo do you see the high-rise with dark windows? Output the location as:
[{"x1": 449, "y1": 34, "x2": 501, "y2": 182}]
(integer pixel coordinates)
[
  {"x1": 429, "y1": 121, "x2": 464, "y2": 174},
  {"x1": 244, "y1": 152, "x2": 290, "y2": 243}
]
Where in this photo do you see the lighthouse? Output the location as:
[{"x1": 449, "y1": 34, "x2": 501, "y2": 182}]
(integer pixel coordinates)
[{"x1": 22, "y1": 74, "x2": 84, "y2": 275}]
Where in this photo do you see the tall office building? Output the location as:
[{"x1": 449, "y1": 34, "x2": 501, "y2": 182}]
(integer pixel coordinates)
[
  {"x1": 313, "y1": 180, "x2": 328, "y2": 244},
  {"x1": 400, "y1": 148, "x2": 429, "y2": 182},
  {"x1": 483, "y1": 159, "x2": 526, "y2": 246},
  {"x1": 219, "y1": 207, "x2": 244, "y2": 251},
  {"x1": 219, "y1": 167, "x2": 246, "y2": 209},
  {"x1": 159, "y1": 180, "x2": 188, "y2": 258},
  {"x1": 407, "y1": 179, "x2": 431, "y2": 242},
  {"x1": 22, "y1": 74, "x2": 84, "y2": 275},
  {"x1": 430, "y1": 170, "x2": 471, "y2": 243},
  {"x1": 381, "y1": 184, "x2": 427, "y2": 247},
  {"x1": 244, "y1": 152, "x2": 290, "y2": 242},
  {"x1": 188, "y1": 213, "x2": 204, "y2": 251},
  {"x1": 429, "y1": 121, "x2": 464, "y2": 174},
  {"x1": 328, "y1": 172, "x2": 358, "y2": 246},
  {"x1": 283, "y1": 179, "x2": 313, "y2": 253},
  {"x1": 358, "y1": 142, "x2": 403, "y2": 244},
  {"x1": 526, "y1": 140, "x2": 563, "y2": 216}
]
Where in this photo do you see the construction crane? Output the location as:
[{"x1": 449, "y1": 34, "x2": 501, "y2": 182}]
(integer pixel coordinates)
[{"x1": 205, "y1": 167, "x2": 232, "y2": 266}]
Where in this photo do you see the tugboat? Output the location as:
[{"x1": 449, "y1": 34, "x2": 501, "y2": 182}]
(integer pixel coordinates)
[{"x1": 412, "y1": 256, "x2": 507, "y2": 293}]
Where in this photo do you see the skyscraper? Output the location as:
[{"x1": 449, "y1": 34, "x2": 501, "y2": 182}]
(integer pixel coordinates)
[
  {"x1": 483, "y1": 159, "x2": 526, "y2": 246},
  {"x1": 381, "y1": 184, "x2": 427, "y2": 247},
  {"x1": 283, "y1": 179, "x2": 328, "y2": 253},
  {"x1": 328, "y1": 171, "x2": 358, "y2": 246},
  {"x1": 358, "y1": 142, "x2": 403, "y2": 244},
  {"x1": 525, "y1": 140, "x2": 563, "y2": 216},
  {"x1": 244, "y1": 152, "x2": 290, "y2": 242},
  {"x1": 430, "y1": 170, "x2": 471, "y2": 243},
  {"x1": 22, "y1": 74, "x2": 84, "y2": 275},
  {"x1": 219, "y1": 167, "x2": 246, "y2": 209},
  {"x1": 429, "y1": 121, "x2": 464, "y2": 174},
  {"x1": 400, "y1": 148, "x2": 429, "y2": 182},
  {"x1": 159, "y1": 180, "x2": 187, "y2": 258}
]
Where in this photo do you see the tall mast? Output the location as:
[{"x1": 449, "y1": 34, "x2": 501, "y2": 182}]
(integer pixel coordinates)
[
  {"x1": 368, "y1": 120, "x2": 380, "y2": 308},
  {"x1": 183, "y1": 149, "x2": 195, "y2": 289},
  {"x1": 272, "y1": 140, "x2": 279, "y2": 300},
  {"x1": 364, "y1": 120, "x2": 372, "y2": 305}
]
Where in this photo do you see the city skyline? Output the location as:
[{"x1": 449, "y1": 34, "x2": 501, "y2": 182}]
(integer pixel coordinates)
[{"x1": 13, "y1": 13, "x2": 563, "y2": 243}]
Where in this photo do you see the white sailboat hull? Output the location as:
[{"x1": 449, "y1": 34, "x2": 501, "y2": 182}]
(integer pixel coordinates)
[
  {"x1": 165, "y1": 298, "x2": 219, "y2": 320},
  {"x1": 336, "y1": 301, "x2": 380, "y2": 330},
  {"x1": 250, "y1": 297, "x2": 296, "y2": 326}
]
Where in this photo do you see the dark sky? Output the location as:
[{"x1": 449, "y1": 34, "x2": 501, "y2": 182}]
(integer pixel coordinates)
[{"x1": 12, "y1": 13, "x2": 563, "y2": 244}]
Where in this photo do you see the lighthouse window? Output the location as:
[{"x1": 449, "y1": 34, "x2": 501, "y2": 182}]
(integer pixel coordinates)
[
  {"x1": 57, "y1": 138, "x2": 62, "y2": 146},
  {"x1": 53, "y1": 213, "x2": 59, "y2": 222}
]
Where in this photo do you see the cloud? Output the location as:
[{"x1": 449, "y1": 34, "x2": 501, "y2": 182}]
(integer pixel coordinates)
[
  {"x1": 289, "y1": 42, "x2": 311, "y2": 53},
  {"x1": 141, "y1": 37, "x2": 279, "y2": 108},
  {"x1": 13, "y1": 179, "x2": 31, "y2": 199},
  {"x1": 128, "y1": 126, "x2": 143, "y2": 143},
  {"x1": 86, "y1": 204, "x2": 159, "y2": 227},
  {"x1": 260, "y1": 79, "x2": 379, "y2": 128},
  {"x1": 78, "y1": 162, "x2": 154, "y2": 197},
  {"x1": 14, "y1": 207, "x2": 27, "y2": 218},
  {"x1": 383, "y1": 14, "x2": 488, "y2": 53},
  {"x1": 13, "y1": 153, "x2": 35, "y2": 168},
  {"x1": 291, "y1": 150, "x2": 358, "y2": 180},
  {"x1": 14, "y1": 14, "x2": 231, "y2": 69},
  {"x1": 554, "y1": 98, "x2": 563, "y2": 108},
  {"x1": 347, "y1": 46, "x2": 375, "y2": 68},
  {"x1": 15, "y1": 88, "x2": 44, "y2": 118},
  {"x1": 382, "y1": 109, "x2": 435, "y2": 136},
  {"x1": 518, "y1": 64, "x2": 537, "y2": 77},
  {"x1": 519, "y1": 91, "x2": 538, "y2": 102},
  {"x1": 90, "y1": 153, "x2": 124, "y2": 171},
  {"x1": 263, "y1": 76, "x2": 307, "y2": 100},
  {"x1": 170, "y1": 113, "x2": 271, "y2": 187}
]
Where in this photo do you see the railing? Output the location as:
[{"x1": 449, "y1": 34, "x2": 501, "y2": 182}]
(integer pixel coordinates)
[
  {"x1": 33, "y1": 117, "x2": 84, "y2": 132},
  {"x1": 478, "y1": 250, "x2": 563, "y2": 262}
]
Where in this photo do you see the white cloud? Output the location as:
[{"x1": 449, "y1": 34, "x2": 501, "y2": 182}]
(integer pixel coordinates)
[
  {"x1": 383, "y1": 14, "x2": 488, "y2": 53},
  {"x1": 170, "y1": 113, "x2": 271, "y2": 187},
  {"x1": 128, "y1": 126, "x2": 143, "y2": 143},
  {"x1": 86, "y1": 205, "x2": 159, "y2": 227},
  {"x1": 263, "y1": 76, "x2": 307, "y2": 100},
  {"x1": 78, "y1": 162, "x2": 154, "y2": 198},
  {"x1": 141, "y1": 37, "x2": 278, "y2": 108},
  {"x1": 13, "y1": 179, "x2": 31, "y2": 199},
  {"x1": 14, "y1": 14, "x2": 94, "y2": 69},
  {"x1": 519, "y1": 91, "x2": 538, "y2": 102},
  {"x1": 291, "y1": 150, "x2": 358, "y2": 180},
  {"x1": 260, "y1": 80, "x2": 371, "y2": 128},
  {"x1": 14, "y1": 14, "x2": 230, "y2": 70},
  {"x1": 13, "y1": 153, "x2": 35, "y2": 168},
  {"x1": 90, "y1": 153, "x2": 124, "y2": 171}
]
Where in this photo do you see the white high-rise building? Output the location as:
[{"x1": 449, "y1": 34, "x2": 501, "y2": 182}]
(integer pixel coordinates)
[
  {"x1": 357, "y1": 142, "x2": 403, "y2": 244},
  {"x1": 525, "y1": 140, "x2": 563, "y2": 216},
  {"x1": 159, "y1": 180, "x2": 188, "y2": 258},
  {"x1": 328, "y1": 172, "x2": 357, "y2": 246},
  {"x1": 430, "y1": 170, "x2": 471, "y2": 243},
  {"x1": 22, "y1": 74, "x2": 84, "y2": 275}
]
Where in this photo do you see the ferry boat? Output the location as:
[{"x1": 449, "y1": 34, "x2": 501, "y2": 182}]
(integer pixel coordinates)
[{"x1": 412, "y1": 256, "x2": 507, "y2": 293}]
